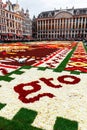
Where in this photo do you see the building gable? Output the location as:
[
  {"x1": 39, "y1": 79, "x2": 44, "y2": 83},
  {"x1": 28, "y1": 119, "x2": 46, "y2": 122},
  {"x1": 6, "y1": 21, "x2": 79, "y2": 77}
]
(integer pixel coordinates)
[{"x1": 55, "y1": 11, "x2": 73, "y2": 18}]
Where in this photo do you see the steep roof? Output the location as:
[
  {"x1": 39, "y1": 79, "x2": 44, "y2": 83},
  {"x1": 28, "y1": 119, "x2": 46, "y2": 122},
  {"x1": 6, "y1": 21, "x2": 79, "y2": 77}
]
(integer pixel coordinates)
[{"x1": 38, "y1": 8, "x2": 87, "y2": 18}]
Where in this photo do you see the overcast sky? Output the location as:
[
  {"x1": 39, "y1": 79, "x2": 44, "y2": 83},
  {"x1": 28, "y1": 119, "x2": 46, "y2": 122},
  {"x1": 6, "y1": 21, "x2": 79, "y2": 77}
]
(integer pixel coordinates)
[{"x1": 3, "y1": 0, "x2": 87, "y2": 18}]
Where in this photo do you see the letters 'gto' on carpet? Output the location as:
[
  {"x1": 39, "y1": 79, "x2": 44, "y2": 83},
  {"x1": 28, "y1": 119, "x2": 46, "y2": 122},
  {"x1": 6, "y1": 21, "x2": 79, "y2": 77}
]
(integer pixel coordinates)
[{"x1": 0, "y1": 41, "x2": 87, "y2": 130}]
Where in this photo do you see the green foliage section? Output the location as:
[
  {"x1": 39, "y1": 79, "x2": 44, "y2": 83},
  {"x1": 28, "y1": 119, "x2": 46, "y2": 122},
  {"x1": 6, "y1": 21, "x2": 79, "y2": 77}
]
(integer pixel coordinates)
[
  {"x1": 70, "y1": 71, "x2": 81, "y2": 75},
  {"x1": 13, "y1": 108, "x2": 37, "y2": 124},
  {"x1": 0, "y1": 107, "x2": 78, "y2": 130},
  {"x1": 0, "y1": 108, "x2": 43, "y2": 130},
  {"x1": 0, "y1": 66, "x2": 32, "y2": 82},
  {"x1": 83, "y1": 42, "x2": 87, "y2": 53},
  {"x1": 21, "y1": 65, "x2": 33, "y2": 69},
  {"x1": 0, "y1": 75, "x2": 14, "y2": 82},
  {"x1": 0, "y1": 65, "x2": 51, "y2": 82},
  {"x1": 54, "y1": 46, "x2": 77, "y2": 72},
  {"x1": 37, "y1": 66, "x2": 47, "y2": 71},
  {"x1": 0, "y1": 103, "x2": 6, "y2": 110},
  {"x1": 54, "y1": 117, "x2": 78, "y2": 130}
]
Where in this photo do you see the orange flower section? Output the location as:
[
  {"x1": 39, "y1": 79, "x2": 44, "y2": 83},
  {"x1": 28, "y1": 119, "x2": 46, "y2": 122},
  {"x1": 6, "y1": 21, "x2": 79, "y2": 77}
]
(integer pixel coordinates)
[{"x1": 65, "y1": 42, "x2": 87, "y2": 73}]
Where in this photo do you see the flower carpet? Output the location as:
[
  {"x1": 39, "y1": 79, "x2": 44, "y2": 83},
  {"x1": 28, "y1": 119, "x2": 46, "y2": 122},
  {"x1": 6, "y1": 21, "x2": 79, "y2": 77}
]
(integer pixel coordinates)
[{"x1": 0, "y1": 41, "x2": 87, "y2": 130}]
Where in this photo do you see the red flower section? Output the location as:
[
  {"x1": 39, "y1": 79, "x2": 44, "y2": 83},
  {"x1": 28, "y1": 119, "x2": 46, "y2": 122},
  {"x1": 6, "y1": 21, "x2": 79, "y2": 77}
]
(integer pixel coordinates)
[
  {"x1": 14, "y1": 81, "x2": 54, "y2": 103},
  {"x1": 2, "y1": 50, "x2": 7, "y2": 56},
  {"x1": 70, "y1": 57, "x2": 87, "y2": 62},
  {"x1": 40, "y1": 78, "x2": 62, "y2": 88},
  {"x1": 19, "y1": 93, "x2": 54, "y2": 103},
  {"x1": 14, "y1": 75, "x2": 80, "y2": 103},
  {"x1": 65, "y1": 66, "x2": 87, "y2": 73},
  {"x1": 0, "y1": 68, "x2": 8, "y2": 75},
  {"x1": 58, "y1": 75, "x2": 80, "y2": 84}
]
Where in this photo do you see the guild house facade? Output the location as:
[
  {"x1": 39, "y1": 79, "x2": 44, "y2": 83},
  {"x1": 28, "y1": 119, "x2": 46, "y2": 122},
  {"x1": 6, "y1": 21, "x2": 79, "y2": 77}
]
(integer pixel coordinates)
[
  {"x1": 0, "y1": 0, "x2": 32, "y2": 41},
  {"x1": 35, "y1": 7, "x2": 87, "y2": 41}
]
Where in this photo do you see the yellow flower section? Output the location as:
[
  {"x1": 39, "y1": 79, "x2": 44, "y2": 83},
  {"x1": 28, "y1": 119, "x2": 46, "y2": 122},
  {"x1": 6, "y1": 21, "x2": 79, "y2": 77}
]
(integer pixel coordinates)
[{"x1": 68, "y1": 62, "x2": 87, "y2": 67}]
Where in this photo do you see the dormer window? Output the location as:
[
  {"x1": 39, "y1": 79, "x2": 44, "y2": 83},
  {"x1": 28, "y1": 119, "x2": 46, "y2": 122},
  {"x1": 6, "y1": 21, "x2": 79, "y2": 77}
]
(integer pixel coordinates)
[
  {"x1": 76, "y1": 10, "x2": 79, "y2": 15},
  {"x1": 48, "y1": 12, "x2": 52, "y2": 17},
  {"x1": 9, "y1": 5, "x2": 11, "y2": 11},
  {"x1": 40, "y1": 14, "x2": 43, "y2": 18}
]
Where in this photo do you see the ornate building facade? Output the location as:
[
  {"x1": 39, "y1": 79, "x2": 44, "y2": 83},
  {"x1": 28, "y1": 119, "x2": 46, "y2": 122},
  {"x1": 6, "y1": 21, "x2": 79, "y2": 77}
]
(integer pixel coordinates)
[
  {"x1": 0, "y1": 0, "x2": 32, "y2": 41},
  {"x1": 35, "y1": 8, "x2": 87, "y2": 41},
  {"x1": 0, "y1": 0, "x2": 6, "y2": 40}
]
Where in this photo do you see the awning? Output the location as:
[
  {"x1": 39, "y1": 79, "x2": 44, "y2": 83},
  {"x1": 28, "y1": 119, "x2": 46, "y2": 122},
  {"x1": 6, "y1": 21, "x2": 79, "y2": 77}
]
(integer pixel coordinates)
[
  {"x1": 26, "y1": 36, "x2": 30, "y2": 38},
  {"x1": 19, "y1": 35, "x2": 23, "y2": 37},
  {"x1": 8, "y1": 33, "x2": 13, "y2": 37},
  {"x1": 25, "y1": 35, "x2": 33, "y2": 40},
  {"x1": 1, "y1": 33, "x2": 8, "y2": 36},
  {"x1": 16, "y1": 34, "x2": 23, "y2": 37}
]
